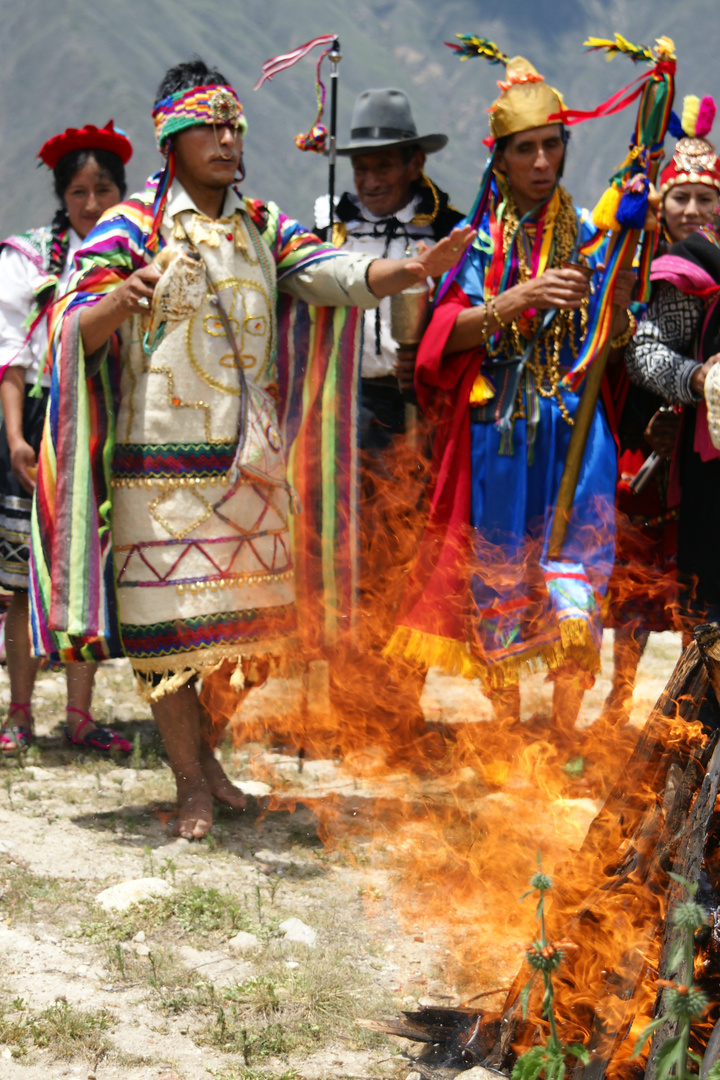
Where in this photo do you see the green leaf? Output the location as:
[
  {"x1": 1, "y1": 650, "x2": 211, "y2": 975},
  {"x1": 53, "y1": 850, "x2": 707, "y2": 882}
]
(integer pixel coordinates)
[
  {"x1": 704, "y1": 1061, "x2": 720, "y2": 1080},
  {"x1": 632, "y1": 1017, "x2": 666, "y2": 1057},
  {"x1": 519, "y1": 977, "x2": 534, "y2": 1020},
  {"x1": 512, "y1": 1044, "x2": 547, "y2": 1080},
  {"x1": 567, "y1": 1043, "x2": 590, "y2": 1065},
  {"x1": 667, "y1": 938, "x2": 685, "y2": 974},
  {"x1": 687, "y1": 1049, "x2": 703, "y2": 1067},
  {"x1": 655, "y1": 1036, "x2": 685, "y2": 1080},
  {"x1": 667, "y1": 871, "x2": 698, "y2": 897},
  {"x1": 562, "y1": 756, "x2": 584, "y2": 776}
]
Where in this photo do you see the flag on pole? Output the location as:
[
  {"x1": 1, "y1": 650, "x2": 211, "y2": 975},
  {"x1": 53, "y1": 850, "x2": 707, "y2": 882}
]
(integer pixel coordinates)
[{"x1": 254, "y1": 34, "x2": 337, "y2": 91}]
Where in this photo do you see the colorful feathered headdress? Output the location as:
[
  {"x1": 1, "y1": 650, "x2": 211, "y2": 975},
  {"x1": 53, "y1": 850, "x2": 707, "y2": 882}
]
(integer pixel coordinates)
[
  {"x1": 445, "y1": 35, "x2": 565, "y2": 141},
  {"x1": 660, "y1": 94, "x2": 720, "y2": 197}
]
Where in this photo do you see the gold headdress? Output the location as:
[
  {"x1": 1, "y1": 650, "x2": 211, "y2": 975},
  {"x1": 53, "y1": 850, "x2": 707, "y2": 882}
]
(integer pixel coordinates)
[
  {"x1": 445, "y1": 36, "x2": 565, "y2": 139},
  {"x1": 489, "y1": 57, "x2": 565, "y2": 139}
]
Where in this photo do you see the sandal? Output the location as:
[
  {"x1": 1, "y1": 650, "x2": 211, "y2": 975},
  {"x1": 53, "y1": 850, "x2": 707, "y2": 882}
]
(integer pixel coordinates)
[
  {"x1": 1, "y1": 703, "x2": 34, "y2": 754},
  {"x1": 64, "y1": 708, "x2": 132, "y2": 755}
]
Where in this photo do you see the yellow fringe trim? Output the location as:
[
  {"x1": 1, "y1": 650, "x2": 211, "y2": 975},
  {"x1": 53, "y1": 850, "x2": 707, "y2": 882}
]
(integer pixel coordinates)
[
  {"x1": 131, "y1": 637, "x2": 296, "y2": 703},
  {"x1": 385, "y1": 618, "x2": 600, "y2": 693},
  {"x1": 384, "y1": 626, "x2": 481, "y2": 679}
]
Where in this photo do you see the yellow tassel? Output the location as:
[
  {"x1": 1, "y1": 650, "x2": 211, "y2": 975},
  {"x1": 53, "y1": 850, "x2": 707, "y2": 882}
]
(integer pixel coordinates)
[
  {"x1": 384, "y1": 626, "x2": 480, "y2": 679},
  {"x1": 230, "y1": 659, "x2": 246, "y2": 691},
  {"x1": 469, "y1": 373, "x2": 496, "y2": 405},
  {"x1": 592, "y1": 185, "x2": 623, "y2": 232},
  {"x1": 681, "y1": 94, "x2": 700, "y2": 139}
]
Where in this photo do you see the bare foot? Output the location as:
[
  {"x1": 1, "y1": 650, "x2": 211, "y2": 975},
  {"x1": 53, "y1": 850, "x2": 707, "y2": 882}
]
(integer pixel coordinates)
[
  {"x1": 200, "y1": 741, "x2": 247, "y2": 810},
  {"x1": 174, "y1": 773, "x2": 214, "y2": 839}
]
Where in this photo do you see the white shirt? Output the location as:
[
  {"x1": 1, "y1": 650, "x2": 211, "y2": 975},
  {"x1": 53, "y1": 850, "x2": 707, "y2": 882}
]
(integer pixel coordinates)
[
  {"x1": 315, "y1": 192, "x2": 435, "y2": 379},
  {"x1": 0, "y1": 228, "x2": 82, "y2": 387}
]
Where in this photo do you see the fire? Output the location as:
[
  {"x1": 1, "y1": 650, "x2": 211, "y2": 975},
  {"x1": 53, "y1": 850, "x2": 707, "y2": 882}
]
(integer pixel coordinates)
[{"x1": 198, "y1": 431, "x2": 718, "y2": 1077}]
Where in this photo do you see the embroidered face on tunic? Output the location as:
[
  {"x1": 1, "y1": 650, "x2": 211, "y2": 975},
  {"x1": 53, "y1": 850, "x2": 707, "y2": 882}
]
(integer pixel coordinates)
[{"x1": 188, "y1": 276, "x2": 273, "y2": 393}]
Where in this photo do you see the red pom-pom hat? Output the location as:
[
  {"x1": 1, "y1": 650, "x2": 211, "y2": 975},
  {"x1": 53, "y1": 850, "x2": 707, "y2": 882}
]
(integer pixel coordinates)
[{"x1": 37, "y1": 119, "x2": 133, "y2": 170}]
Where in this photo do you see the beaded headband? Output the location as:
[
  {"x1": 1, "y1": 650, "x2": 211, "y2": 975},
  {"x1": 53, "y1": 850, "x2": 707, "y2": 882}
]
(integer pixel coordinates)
[{"x1": 151, "y1": 84, "x2": 247, "y2": 149}]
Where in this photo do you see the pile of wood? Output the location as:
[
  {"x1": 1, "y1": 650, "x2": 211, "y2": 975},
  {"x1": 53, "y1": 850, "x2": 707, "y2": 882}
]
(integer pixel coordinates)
[{"x1": 363, "y1": 623, "x2": 720, "y2": 1079}]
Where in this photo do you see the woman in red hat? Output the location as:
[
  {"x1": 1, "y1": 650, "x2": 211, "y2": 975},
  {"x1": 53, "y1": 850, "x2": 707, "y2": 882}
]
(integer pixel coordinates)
[{"x1": 0, "y1": 121, "x2": 132, "y2": 753}]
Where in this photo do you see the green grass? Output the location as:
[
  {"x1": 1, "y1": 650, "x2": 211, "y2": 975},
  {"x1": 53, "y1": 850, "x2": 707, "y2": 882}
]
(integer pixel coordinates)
[
  {"x1": 76, "y1": 883, "x2": 279, "y2": 947},
  {"x1": 0, "y1": 999, "x2": 113, "y2": 1060},
  {"x1": 0, "y1": 862, "x2": 72, "y2": 922}
]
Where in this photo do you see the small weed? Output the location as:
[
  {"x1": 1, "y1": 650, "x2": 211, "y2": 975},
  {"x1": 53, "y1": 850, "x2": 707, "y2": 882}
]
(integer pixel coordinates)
[
  {"x1": 0, "y1": 864, "x2": 69, "y2": 921},
  {"x1": 0, "y1": 999, "x2": 112, "y2": 1060},
  {"x1": 212, "y1": 1066, "x2": 301, "y2": 1080},
  {"x1": 130, "y1": 731, "x2": 143, "y2": 769},
  {"x1": 173, "y1": 885, "x2": 253, "y2": 937}
]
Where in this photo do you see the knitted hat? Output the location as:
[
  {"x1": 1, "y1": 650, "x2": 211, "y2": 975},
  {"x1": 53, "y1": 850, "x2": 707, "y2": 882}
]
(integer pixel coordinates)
[{"x1": 38, "y1": 120, "x2": 132, "y2": 170}]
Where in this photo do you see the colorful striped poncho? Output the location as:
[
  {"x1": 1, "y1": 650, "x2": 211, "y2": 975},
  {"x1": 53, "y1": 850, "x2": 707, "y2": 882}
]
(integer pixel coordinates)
[{"x1": 29, "y1": 175, "x2": 363, "y2": 666}]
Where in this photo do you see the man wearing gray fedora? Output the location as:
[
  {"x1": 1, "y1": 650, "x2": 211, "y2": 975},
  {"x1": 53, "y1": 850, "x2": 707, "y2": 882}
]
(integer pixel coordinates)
[{"x1": 314, "y1": 87, "x2": 463, "y2": 456}]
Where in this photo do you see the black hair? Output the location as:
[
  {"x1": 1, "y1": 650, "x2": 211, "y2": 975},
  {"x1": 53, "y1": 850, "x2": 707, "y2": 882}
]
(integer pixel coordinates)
[
  {"x1": 494, "y1": 126, "x2": 570, "y2": 156},
  {"x1": 155, "y1": 57, "x2": 229, "y2": 106},
  {"x1": 49, "y1": 148, "x2": 127, "y2": 276}
]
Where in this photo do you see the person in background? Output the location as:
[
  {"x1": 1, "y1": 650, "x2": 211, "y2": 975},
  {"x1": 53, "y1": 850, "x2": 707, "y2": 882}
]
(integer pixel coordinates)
[
  {"x1": 316, "y1": 88, "x2": 463, "y2": 456},
  {"x1": 626, "y1": 114, "x2": 720, "y2": 638},
  {"x1": 601, "y1": 96, "x2": 720, "y2": 726},
  {"x1": 0, "y1": 121, "x2": 133, "y2": 755}
]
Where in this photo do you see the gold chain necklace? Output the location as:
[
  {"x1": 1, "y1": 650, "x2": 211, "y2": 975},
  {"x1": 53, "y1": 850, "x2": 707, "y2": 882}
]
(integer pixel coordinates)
[{"x1": 492, "y1": 186, "x2": 588, "y2": 425}]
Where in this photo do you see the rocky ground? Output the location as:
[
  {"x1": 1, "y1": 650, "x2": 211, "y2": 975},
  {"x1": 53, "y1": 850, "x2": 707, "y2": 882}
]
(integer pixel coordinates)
[{"x1": 0, "y1": 631, "x2": 682, "y2": 1080}]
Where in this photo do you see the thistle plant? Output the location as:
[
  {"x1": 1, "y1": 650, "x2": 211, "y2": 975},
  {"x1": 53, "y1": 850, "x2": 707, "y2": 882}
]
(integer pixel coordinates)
[
  {"x1": 634, "y1": 873, "x2": 720, "y2": 1080},
  {"x1": 512, "y1": 857, "x2": 589, "y2": 1080}
]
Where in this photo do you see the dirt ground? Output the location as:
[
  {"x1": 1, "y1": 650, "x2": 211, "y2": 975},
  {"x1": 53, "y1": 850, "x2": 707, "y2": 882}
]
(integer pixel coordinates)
[{"x1": 0, "y1": 630, "x2": 682, "y2": 1080}]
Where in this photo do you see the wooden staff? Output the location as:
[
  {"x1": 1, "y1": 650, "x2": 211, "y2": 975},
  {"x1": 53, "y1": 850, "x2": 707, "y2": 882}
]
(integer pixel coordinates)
[{"x1": 546, "y1": 78, "x2": 664, "y2": 561}]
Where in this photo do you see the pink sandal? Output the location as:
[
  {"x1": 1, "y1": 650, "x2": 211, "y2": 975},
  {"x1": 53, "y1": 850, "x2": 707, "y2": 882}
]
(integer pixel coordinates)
[
  {"x1": 64, "y1": 708, "x2": 132, "y2": 755},
  {"x1": 1, "y1": 702, "x2": 34, "y2": 754}
]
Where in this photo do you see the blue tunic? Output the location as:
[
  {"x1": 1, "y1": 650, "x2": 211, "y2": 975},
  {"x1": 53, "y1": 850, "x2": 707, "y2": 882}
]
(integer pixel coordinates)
[{"x1": 460, "y1": 205, "x2": 617, "y2": 685}]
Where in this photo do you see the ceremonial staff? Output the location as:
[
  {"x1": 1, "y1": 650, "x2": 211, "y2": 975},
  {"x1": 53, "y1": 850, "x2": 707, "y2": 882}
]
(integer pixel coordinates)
[
  {"x1": 255, "y1": 34, "x2": 341, "y2": 235},
  {"x1": 546, "y1": 35, "x2": 677, "y2": 559}
]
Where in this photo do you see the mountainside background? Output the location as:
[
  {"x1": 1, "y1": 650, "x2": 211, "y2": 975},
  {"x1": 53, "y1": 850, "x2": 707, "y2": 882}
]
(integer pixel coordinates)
[{"x1": 0, "y1": 0, "x2": 718, "y2": 237}]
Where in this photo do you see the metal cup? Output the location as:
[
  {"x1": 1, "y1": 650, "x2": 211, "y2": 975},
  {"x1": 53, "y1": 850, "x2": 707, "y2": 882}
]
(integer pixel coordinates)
[{"x1": 390, "y1": 282, "x2": 430, "y2": 345}]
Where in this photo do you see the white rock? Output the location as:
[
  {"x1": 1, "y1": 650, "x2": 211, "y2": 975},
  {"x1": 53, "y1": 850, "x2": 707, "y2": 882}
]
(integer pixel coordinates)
[
  {"x1": 236, "y1": 780, "x2": 272, "y2": 797},
  {"x1": 279, "y1": 917, "x2": 316, "y2": 947},
  {"x1": 134, "y1": 943, "x2": 151, "y2": 957},
  {"x1": 24, "y1": 766, "x2": 54, "y2": 781},
  {"x1": 285, "y1": 960, "x2": 300, "y2": 969},
  {"x1": 177, "y1": 944, "x2": 253, "y2": 986},
  {"x1": 133, "y1": 931, "x2": 146, "y2": 943},
  {"x1": 95, "y1": 877, "x2": 173, "y2": 912},
  {"x1": 460, "y1": 1068, "x2": 507, "y2": 1080},
  {"x1": 227, "y1": 931, "x2": 260, "y2": 953}
]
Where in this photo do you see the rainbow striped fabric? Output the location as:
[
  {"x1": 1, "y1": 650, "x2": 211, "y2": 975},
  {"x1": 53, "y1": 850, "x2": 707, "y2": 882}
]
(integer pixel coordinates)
[{"x1": 29, "y1": 175, "x2": 362, "y2": 663}]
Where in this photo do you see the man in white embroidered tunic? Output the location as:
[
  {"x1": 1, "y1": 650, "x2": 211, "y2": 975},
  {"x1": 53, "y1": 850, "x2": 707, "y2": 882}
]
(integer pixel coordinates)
[{"x1": 33, "y1": 60, "x2": 473, "y2": 839}]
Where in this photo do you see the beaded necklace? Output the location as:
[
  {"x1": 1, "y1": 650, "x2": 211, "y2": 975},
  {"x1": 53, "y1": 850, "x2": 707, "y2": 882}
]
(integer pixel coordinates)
[{"x1": 489, "y1": 186, "x2": 589, "y2": 425}]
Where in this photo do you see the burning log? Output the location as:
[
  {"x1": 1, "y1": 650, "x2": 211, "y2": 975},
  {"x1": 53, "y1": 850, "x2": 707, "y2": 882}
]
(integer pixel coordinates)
[
  {"x1": 371, "y1": 627, "x2": 720, "y2": 1079},
  {"x1": 482, "y1": 633, "x2": 715, "y2": 1078}
]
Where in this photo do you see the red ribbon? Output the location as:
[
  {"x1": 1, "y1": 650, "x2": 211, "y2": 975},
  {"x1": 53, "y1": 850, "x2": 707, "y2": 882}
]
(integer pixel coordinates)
[{"x1": 548, "y1": 61, "x2": 675, "y2": 127}]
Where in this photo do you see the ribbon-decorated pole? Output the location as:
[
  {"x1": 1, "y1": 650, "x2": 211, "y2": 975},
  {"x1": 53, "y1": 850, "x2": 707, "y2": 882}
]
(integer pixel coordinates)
[
  {"x1": 327, "y1": 39, "x2": 342, "y2": 235},
  {"x1": 254, "y1": 34, "x2": 341, "y2": 232},
  {"x1": 546, "y1": 34, "x2": 676, "y2": 561}
]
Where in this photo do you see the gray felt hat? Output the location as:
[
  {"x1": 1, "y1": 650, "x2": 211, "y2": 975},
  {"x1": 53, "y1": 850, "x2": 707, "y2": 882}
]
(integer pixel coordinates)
[{"x1": 336, "y1": 88, "x2": 448, "y2": 156}]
